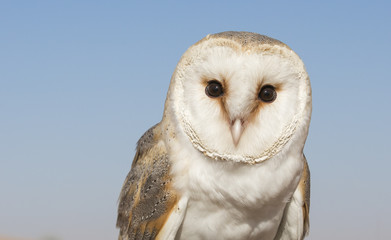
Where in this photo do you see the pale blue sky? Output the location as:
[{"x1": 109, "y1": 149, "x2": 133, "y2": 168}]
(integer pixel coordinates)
[{"x1": 1, "y1": 1, "x2": 390, "y2": 240}]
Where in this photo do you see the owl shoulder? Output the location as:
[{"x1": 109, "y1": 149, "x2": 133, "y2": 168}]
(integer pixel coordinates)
[
  {"x1": 117, "y1": 123, "x2": 179, "y2": 240},
  {"x1": 274, "y1": 155, "x2": 310, "y2": 240}
]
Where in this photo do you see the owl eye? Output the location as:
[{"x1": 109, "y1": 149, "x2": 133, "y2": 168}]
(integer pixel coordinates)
[
  {"x1": 258, "y1": 85, "x2": 277, "y2": 102},
  {"x1": 205, "y1": 81, "x2": 224, "y2": 98}
]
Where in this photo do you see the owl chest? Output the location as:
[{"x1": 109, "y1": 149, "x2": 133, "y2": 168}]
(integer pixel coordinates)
[
  {"x1": 171, "y1": 150, "x2": 302, "y2": 240},
  {"x1": 177, "y1": 200, "x2": 283, "y2": 240}
]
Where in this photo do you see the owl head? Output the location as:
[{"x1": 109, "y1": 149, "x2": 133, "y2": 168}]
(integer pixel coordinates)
[{"x1": 164, "y1": 31, "x2": 311, "y2": 164}]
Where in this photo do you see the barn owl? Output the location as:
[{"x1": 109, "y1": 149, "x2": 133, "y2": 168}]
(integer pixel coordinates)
[{"x1": 117, "y1": 31, "x2": 312, "y2": 240}]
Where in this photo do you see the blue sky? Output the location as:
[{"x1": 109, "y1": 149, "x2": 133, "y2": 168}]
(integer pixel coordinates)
[{"x1": 1, "y1": 1, "x2": 390, "y2": 239}]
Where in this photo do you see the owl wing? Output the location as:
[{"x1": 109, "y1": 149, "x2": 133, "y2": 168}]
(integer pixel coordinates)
[
  {"x1": 274, "y1": 155, "x2": 310, "y2": 240},
  {"x1": 117, "y1": 124, "x2": 188, "y2": 240}
]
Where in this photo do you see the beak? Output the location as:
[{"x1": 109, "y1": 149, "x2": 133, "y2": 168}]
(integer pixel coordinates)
[{"x1": 231, "y1": 119, "x2": 244, "y2": 146}]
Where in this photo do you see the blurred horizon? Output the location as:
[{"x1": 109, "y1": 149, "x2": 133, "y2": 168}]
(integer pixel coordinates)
[{"x1": 1, "y1": 1, "x2": 390, "y2": 240}]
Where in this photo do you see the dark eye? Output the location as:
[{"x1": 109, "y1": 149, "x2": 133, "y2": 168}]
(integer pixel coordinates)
[
  {"x1": 205, "y1": 81, "x2": 224, "y2": 98},
  {"x1": 258, "y1": 85, "x2": 277, "y2": 102}
]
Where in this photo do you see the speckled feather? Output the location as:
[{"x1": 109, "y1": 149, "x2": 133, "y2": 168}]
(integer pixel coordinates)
[
  {"x1": 273, "y1": 155, "x2": 310, "y2": 240},
  {"x1": 208, "y1": 31, "x2": 287, "y2": 48},
  {"x1": 117, "y1": 124, "x2": 177, "y2": 240},
  {"x1": 300, "y1": 156, "x2": 311, "y2": 236}
]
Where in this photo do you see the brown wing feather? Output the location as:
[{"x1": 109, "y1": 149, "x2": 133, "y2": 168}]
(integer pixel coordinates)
[
  {"x1": 300, "y1": 155, "x2": 310, "y2": 237},
  {"x1": 274, "y1": 154, "x2": 310, "y2": 240},
  {"x1": 117, "y1": 124, "x2": 178, "y2": 240}
]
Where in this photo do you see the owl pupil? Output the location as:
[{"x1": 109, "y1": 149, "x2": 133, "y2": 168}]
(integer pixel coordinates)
[
  {"x1": 259, "y1": 85, "x2": 277, "y2": 102},
  {"x1": 205, "y1": 81, "x2": 223, "y2": 98}
]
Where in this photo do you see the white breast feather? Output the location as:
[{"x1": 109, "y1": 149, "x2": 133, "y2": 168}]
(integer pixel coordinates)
[{"x1": 168, "y1": 129, "x2": 304, "y2": 240}]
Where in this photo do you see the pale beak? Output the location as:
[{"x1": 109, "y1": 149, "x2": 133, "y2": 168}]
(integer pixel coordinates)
[{"x1": 231, "y1": 119, "x2": 244, "y2": 146}]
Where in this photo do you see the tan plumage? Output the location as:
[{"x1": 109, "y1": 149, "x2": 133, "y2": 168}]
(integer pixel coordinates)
[
  {"x1": 117, "y1": 124, "x2": 178, "y2": 240},
  {"x1": 300, "y1": 156, "x2": 311, "y2": 236},
  {"x1": 274, "y1": 156, "x2": 310, "y2": 240}
]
